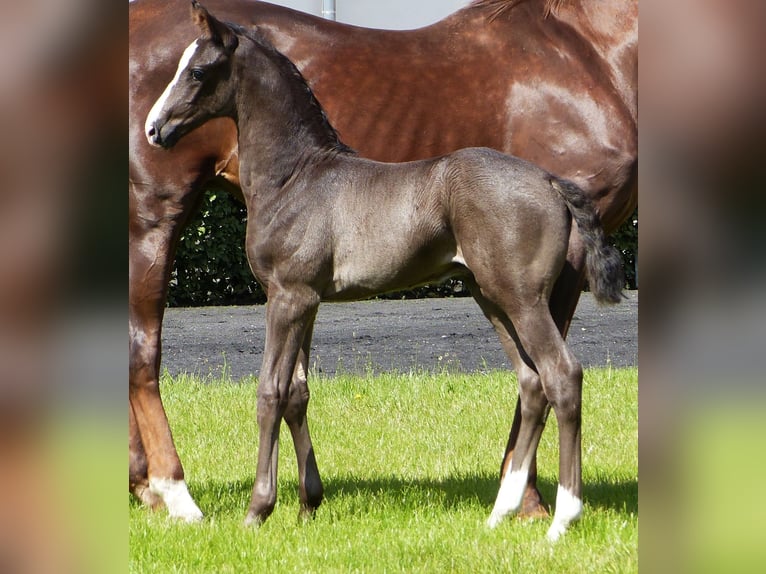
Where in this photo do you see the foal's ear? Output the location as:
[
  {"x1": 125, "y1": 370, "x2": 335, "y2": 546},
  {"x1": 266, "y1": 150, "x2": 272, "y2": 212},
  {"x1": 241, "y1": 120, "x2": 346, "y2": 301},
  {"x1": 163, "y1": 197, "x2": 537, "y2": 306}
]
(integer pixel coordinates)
[{"x1": 190, "y1": 1, "x2": 239, "y2": 54}]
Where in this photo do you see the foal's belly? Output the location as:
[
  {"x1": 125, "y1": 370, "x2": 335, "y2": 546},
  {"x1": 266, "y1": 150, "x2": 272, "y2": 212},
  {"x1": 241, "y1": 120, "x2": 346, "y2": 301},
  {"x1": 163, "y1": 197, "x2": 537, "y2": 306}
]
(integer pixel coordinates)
[{"x1": 324, "y1": 236, "x2": 465, "y2": 302}]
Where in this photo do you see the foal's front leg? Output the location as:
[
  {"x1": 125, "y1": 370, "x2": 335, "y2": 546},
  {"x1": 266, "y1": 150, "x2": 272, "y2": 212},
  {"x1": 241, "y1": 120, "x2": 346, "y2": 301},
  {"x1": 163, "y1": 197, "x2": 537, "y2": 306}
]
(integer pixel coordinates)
[
  {"x1": 245, "y1": 289, "x2": 319, "y2": 525},
  {"x1": 284, "y1": 316, "x2": 324, "y2": 520}
]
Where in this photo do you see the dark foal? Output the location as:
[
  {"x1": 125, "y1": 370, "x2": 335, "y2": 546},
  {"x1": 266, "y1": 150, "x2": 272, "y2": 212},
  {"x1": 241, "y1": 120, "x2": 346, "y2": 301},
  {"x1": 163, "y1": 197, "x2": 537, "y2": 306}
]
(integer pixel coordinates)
[
  {"x1": 145, "y1": 3, "x2": 623, "y2": 540},
  {"x1": 130, "y1": 0, "x2": 637, "y2": 522}
]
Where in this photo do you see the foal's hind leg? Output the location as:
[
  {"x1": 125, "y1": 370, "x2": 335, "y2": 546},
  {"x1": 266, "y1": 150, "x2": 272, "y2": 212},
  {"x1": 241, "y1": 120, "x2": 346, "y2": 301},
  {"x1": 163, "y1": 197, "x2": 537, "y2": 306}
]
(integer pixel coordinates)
[
  {"x1": 495, "y1": 244, "x2": 588, "y2": 519},
  {"x1": 499, "y1": 399, "x2": 550, "y2": 518},
  {"x1": 468, "y1": 289, "x2": 552, "y2": 527},
  {"x1": 510, "y1": 304, "x2": 585, "y2": 541},
  {"x1": 284, "y1": 316, "x2": 324, "y2": 520}
]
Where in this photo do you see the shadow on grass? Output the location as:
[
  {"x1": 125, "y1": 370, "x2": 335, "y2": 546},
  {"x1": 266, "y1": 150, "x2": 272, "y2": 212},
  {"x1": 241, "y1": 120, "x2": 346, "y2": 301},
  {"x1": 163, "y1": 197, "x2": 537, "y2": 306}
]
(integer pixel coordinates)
[
  {"x1": 584, "y1": 478, "x2": 638, "y2": 515},
  {"x1": 324, "y1": 472, "x2": 501, "y2": 509},
  {"x1": 153, "y1": 472, "x2": 636, "y2": 518}
]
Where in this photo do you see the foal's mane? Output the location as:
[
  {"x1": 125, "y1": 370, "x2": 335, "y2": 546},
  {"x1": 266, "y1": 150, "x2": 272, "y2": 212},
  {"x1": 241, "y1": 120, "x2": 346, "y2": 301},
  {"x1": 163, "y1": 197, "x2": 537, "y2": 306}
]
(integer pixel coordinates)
[
  {"x1": 231, "y1": 23, "x2": 354, "y2": 156},
  {"x1": 470, "y1": 0, "x2": 566, "y2": 20}
]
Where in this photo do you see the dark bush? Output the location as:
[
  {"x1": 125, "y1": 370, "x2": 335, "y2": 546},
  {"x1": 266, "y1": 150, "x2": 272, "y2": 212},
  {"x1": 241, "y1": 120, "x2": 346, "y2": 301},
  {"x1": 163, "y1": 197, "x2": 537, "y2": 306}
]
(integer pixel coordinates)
[
  {"x1": 168, "y1": 190, "x2": 263, "y2": 307},
  {"x1": 610, "y1": 208, "x2": 638, "y2": 289}
]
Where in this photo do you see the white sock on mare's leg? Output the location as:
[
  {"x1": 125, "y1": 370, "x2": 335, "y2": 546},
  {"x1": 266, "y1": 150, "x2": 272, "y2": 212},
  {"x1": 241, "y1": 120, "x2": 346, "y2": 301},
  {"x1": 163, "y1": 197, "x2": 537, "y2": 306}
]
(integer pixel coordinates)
[{"x1": 149, "y1": 477, "x2": 204, "y2": 522}]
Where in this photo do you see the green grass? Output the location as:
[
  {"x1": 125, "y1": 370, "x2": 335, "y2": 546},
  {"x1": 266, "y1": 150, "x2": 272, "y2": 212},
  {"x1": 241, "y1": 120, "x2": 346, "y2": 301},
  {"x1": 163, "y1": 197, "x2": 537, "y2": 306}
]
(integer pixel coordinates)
[{"x1": 130, "y1": 367, "x2": 637, "y2": 573}]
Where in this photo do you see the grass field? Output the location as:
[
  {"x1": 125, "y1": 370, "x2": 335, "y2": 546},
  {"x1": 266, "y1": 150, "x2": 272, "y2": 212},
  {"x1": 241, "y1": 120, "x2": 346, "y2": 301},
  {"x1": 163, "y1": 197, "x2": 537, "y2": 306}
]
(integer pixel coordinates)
[{"x1": 129, "y1": 367, "x2": 637, "y2": 573}]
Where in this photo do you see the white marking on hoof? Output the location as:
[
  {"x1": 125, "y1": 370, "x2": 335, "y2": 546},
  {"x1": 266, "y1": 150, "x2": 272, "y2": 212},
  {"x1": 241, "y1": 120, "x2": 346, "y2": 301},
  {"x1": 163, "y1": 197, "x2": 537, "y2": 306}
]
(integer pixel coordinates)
[
  {"x1": 546, "y1": 485, "x2": 582, "y2": 541},
  {"x1": 149, "y1": 478, "x2": 203, "y2": 522},
  {"x1": 487, "y1": 469, "x2": 528, "y2": 528}
]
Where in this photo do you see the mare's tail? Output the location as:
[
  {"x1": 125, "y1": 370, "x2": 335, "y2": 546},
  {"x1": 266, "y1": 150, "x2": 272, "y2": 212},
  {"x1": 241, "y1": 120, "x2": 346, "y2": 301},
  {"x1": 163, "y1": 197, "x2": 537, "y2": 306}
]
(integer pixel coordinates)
[{"x1": 549, "y1": 177, "x2": 624, "y2": 304}]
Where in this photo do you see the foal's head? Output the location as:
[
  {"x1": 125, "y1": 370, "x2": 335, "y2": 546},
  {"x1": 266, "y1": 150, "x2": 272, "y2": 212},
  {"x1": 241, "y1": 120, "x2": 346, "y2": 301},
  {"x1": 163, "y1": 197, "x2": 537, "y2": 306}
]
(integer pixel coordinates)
[{"x1": 145, "y1": 1, "x2": 239, "y2": 149}]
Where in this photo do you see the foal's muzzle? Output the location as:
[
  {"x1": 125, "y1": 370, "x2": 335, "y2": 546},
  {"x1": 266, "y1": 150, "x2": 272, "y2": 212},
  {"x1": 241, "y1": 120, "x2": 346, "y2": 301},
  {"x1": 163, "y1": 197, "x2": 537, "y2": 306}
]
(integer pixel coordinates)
[{"x1": 145, "y1": 122, "x2": 174, "y2": 149}]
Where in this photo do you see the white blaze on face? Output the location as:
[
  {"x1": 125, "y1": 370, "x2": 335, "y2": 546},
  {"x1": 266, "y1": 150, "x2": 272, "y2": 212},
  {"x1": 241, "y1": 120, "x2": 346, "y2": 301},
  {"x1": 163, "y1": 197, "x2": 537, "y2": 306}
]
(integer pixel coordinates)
[{"x1": 145, "y1": 39, "x2": 200, "y2": 142}]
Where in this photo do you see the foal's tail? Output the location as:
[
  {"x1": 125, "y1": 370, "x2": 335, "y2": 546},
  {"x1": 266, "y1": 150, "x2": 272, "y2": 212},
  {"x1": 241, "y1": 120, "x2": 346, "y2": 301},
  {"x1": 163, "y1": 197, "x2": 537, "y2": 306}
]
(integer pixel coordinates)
[{"x1": 550, "y1": 178, "x2": 624, "y2": 304}]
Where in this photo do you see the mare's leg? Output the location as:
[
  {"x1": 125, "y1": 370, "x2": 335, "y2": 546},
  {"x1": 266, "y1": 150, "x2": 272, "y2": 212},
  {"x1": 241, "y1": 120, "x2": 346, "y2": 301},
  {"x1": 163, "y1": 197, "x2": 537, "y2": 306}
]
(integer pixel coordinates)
[
  {"x1": 467, "y1": 287, "x2": 551, "y2": 527},
  {"x1": 284, "y1": 315, "x2": 324, "y2": 519},
  {"x1": 129, "y1": 403, "x2": 162, "y2": 508},
  {"x1": 129, "y1": 183, "x2": 203, "y2": 521},
  {"x1": 245, "y1": 288, "x2": 320, "y2": 525}
]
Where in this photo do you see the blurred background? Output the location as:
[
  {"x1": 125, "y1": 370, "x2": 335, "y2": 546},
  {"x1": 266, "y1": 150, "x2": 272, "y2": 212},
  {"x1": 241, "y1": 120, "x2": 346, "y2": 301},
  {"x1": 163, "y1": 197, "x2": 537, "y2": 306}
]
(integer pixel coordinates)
[
  {"x1": 0, "y1": 0, "x2": 763, "y2": 571},
  {"x1": 640, "y1": 0, "x2": 766, "y2": 571}
]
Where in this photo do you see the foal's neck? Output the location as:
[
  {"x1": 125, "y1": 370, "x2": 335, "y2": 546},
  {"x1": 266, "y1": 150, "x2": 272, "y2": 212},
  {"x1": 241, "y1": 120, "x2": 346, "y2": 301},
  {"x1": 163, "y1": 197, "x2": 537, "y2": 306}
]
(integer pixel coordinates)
[{"x1": 233, "y1": 35, "x2": 351, "y2": 194}]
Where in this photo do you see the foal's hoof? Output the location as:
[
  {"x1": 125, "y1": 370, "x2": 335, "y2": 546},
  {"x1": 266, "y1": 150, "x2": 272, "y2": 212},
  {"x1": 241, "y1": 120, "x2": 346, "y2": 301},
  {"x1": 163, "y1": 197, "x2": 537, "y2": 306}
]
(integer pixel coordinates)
[
  {"x1": 518, "y1": 490, "x2": 550, "y2": 520},
  {"x1": 546, "y1": 523, "x2": 565, "y2": 542},
  {"x1": 243, "y1": 512, "x2": 264, "y2": 527},
  {"x1": 297, "y1": 504, "x2": 319, "y2": 523},
  {"x1": 243, "y1": 506, "x2": 272, "y2": 527}
]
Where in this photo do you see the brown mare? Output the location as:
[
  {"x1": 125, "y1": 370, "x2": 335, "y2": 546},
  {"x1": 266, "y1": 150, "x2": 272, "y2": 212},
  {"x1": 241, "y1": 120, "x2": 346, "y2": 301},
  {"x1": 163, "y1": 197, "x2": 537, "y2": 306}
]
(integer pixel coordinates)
[
  {"x1": 145, "y1": 2, "x2": 624, "y2": 540},
  {"x1": 129, "y1": 0, "x2": 637, "y2": 525}
]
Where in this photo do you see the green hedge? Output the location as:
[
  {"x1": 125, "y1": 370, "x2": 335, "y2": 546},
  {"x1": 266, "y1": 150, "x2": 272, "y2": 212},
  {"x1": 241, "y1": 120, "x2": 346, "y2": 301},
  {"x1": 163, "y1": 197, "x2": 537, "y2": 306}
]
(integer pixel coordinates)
[
  {"x1": 168, "y1": 191, "x2": 637, "y2": 306},
  {"x1": 167, "y1": 191, "x2": 259, "y2": 307},
  {"x1": 611, "y1": 207, "x2": 638, "y2": 290}
]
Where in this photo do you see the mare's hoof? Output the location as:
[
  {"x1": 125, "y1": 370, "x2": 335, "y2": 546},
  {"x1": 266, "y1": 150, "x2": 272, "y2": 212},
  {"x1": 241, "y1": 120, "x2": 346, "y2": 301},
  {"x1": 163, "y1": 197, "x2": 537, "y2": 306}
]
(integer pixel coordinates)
[
  {"x1": 298, "y1": 499, "x2": 321, "y2": 522},
  {"x1": 243, "y1": 512, "x2": 263, "y2": 527},
  {"x1": 297, "y1": 506, "x2": 317, "y2": 523},
  {"x1": 131, "y1": 483, "x2": 164, "y2": 510},
  {"x1": 244, "y1": 506, "x2": 273, "y2": 527},
  {"x1": 518, "y1": 490, "x2": 550, "y2": 520},
  {"x1": 147, "y1": 478, "x2": 204, "y2": 522}
]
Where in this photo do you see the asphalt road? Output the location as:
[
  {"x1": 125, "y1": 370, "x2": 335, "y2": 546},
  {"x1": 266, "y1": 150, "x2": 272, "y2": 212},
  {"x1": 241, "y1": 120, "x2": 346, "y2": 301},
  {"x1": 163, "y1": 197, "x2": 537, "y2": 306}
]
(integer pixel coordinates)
[{"x1": 160, "y1": 291, "x2": 637, "y2": 380}]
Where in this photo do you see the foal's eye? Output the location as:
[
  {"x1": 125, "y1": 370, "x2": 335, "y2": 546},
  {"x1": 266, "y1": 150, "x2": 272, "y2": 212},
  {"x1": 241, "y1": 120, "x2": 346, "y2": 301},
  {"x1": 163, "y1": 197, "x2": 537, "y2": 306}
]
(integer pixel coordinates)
[{"x1": 190, "y1": 68, "x2": 205, "y2": 81}]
